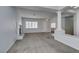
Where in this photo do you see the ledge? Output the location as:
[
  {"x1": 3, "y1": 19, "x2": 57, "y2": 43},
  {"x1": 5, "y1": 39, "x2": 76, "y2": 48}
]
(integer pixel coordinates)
[
  {"x1": 17, "y1": 34, "x2": 24, "y2": 40},
  {"x1": 53, "y1": 33, "x2": 79, "y2": 50}
]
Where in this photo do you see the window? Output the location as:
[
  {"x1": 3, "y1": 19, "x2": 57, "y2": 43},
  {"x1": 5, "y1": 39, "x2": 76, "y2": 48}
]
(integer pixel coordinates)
[
  {"x1": 25, "y1": 21, "x2": 38, "y2": 28},
  {"x1": 51, "y1": 23, "x2": 56, "y2": 28}
]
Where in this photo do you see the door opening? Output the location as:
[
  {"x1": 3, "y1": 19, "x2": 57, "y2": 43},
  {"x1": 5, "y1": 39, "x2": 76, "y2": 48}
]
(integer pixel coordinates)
[{"x1": 65, "y1": 16, "x2": 74, "y2": 35}]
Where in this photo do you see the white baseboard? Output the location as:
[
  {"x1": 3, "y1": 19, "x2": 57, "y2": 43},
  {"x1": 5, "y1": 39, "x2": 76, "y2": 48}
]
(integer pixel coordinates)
[
  {"x1": 6, "y1": 39, "x2": 16, "y2": 53},
  {"x1": 17, "y1": 34, "x2": 24, "y2": 40}
]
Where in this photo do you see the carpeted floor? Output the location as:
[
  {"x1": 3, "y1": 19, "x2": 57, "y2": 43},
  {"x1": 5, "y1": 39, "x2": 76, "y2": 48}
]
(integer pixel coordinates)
[{"x1": 8, "y1": 33, "x2": 79, "y2": 53}]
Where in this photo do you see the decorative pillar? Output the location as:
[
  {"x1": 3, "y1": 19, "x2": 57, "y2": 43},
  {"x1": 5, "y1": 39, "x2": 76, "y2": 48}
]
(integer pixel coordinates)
[
  {"x1": 57, "y1": 10, "x2": 62, "y2": 30},
  {"x1": 55, "y1": 10, "x2": 65, "y2": 34},
  {"x1": 75, "y1": 9, "x2": 79, "y2": 36}
]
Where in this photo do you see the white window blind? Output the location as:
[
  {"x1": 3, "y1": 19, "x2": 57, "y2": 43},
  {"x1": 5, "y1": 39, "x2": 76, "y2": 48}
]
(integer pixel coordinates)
[
  {"x1": 51, "y1": 23, "x2": 56, "y2": 28},
  {"x1": 25, "y1": 21, "x2": 38, "y2": 28}
]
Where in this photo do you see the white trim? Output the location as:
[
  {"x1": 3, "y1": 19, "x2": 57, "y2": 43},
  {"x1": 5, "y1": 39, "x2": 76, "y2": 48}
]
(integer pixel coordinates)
[
  {"x1": 53, "y1": 34, "x2": 79, "y2": 50},
  {"x1": 2, "y1": 40, "x2": 16, "y2": 53}
]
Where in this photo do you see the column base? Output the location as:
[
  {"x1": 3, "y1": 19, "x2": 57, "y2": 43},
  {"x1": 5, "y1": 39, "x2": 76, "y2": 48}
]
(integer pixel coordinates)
[{"x1": 54, "y1": 29, "x2": 65, "y2": 35}]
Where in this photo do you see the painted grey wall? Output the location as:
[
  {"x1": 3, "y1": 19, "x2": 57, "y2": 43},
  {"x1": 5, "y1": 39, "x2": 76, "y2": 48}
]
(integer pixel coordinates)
[
  {"x1": 0, "y1": 7, "x2": 17, "y2": 52},
  {"x1": 22, "y1": 18, "x2": 51, "y2": 33}
]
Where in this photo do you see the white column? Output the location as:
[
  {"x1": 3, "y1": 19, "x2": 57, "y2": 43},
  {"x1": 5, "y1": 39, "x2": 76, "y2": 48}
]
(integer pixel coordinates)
[
  {"x1": 57, "y1": 10, "x2": 62, "y2": 30},
  {"x1": 75, "y1": 9, "x2": 79, "y2": 36},
  {"x1": 55, "y1": 10, "x2": 65, "y2": 34}
]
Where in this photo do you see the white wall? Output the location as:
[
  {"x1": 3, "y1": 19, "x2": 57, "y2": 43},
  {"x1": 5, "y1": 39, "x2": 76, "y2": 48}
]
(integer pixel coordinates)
[
  {"x1": 74, "y1": 14, "x2": 77, "y2": 35},
  {"x1": 16, "y1": 8, "x2": 54, "y2": 36},
  {"x1": 62, "y1": 17, "x2": 65, "y2": 30},
  {"x1": 0, "y1": 7, "x2": 17, "y2": 52},
  {"x1": 50, "y1": 17, "x2": 57, "y2": 23},
  {"x1": 50, "y1": 17, "x2": 57, "y2": 27},
  {"x1": 22, "y1": 18, "x2": 51, "y2": 33},
  {"x1": 17, "y1": 8, "x2": 54, "y2": 25},
  {"x1": 50, "y1": 17, "x2": 65, "y2": 30}
]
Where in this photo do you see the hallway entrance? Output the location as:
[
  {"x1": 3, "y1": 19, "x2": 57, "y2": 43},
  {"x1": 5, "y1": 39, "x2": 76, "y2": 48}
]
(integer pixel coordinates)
[{"x1": 65, "y1": 16, "x2": 74, "y2": 35}]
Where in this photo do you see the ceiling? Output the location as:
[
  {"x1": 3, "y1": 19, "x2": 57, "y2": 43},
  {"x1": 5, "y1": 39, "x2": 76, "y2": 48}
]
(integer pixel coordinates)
[
  {"x1": 41, "y1": 6, "x2": 65, "y2": 10},
  {"x1": 16, "y1": 6, "x2": 77, "y2": 17},
  {"x1": 16, "y1": 6, "x2": 57, "y2": 13}
]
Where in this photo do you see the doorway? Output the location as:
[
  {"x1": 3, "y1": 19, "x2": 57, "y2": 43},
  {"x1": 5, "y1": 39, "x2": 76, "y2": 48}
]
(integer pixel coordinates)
[{"x1": 65, "y1": 16, "x2": 74, "y2": 35}]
